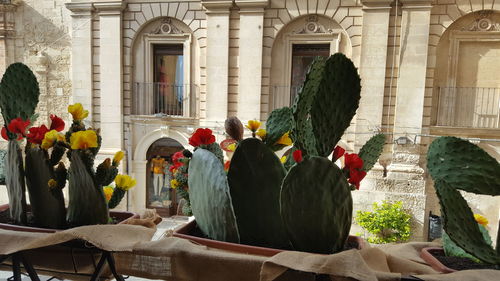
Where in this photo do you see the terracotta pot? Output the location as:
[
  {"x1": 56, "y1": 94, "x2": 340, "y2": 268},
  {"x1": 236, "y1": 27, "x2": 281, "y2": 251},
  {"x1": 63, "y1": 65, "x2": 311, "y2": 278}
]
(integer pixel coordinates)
[
  {"x1": 420, "y1": 247, "x2": 457, "y2": 273},
  {"x1": 0, "y1": 203, "x2": 139, "y2": 233},
  {"x1": 173, "y1": 220, "x2": 366, "y2": 257}
]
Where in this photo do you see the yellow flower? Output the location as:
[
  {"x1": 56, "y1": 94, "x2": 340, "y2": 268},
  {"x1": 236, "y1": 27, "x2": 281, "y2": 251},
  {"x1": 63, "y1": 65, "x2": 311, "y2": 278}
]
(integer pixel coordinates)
[
  {"x1": 48, "y1": 179, "x2": 58, "y2": 189},
  {"x1": 41, "y1": 130, "x2": 65, "y2": 150},
  {"x1": 170, "y1": 179, "x2": 180, "y2": 189},
  {"x1": 103, "y1": 186, "x2": 114, "y2": 202},
  {"x1": 68, "y1": 103, "x2": 89, "y2": 121},
  {"x1": 256, "y1": 129, "x2": 267, "y2": 140},
  {"x1": 474, "y1": 214, "x2": 488, "y2": 226},
  {"x1": 114, "y1": 174, "x2": 136, "y2": 191},
  {"x1": 245, "y1": 120, "x2": 261, "y2": 132},
  {"x1": 70, "y1": 130, "x2": 98, "y2": 150},
  {"x1": 275, "y1": 132, "x2": 292, "y2": 146},
  {"x1": 227, "y1": 143, "x2": 236, "y2": 152},
  {"x1": 280, "y1": 156, "x2": 287, "y2": 164},
  {"x1": 113, "y1": 151, "x2": 124, "y2": 165}
]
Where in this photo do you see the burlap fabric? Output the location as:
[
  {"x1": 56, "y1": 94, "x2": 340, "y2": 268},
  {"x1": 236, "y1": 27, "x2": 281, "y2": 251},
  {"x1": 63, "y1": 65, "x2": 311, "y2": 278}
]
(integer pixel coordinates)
[{"x1": 0, "y1": 227, "x2": 498, "y2": 280}]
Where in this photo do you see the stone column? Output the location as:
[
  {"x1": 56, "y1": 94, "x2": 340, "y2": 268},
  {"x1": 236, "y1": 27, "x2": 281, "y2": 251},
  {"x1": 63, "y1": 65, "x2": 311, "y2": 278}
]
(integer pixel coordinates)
[
  {"x1": 0, "y1": 1, "x2": 18, "y2": 77},
  {"x1": 356, "y1": 0, "x2": 392, "y2": 150},
  {"x1": 95, "y1": 1, "x2": 125, "y2": 153},
  {"x1": 131, "y1": 160, "x2": 148, "y2": 211},
  {"x1": 201, "y1": 0, "x2": 232, "y2": 124},
  {"x1": 235, "y1": 0, "x2": 268, "y2": 121},
  {"x1": 393, "y1": 0, "x2": 432, "y2": 141},
  {"x1": 65, "y1": 2, "x2": 95, "y2": 123}
]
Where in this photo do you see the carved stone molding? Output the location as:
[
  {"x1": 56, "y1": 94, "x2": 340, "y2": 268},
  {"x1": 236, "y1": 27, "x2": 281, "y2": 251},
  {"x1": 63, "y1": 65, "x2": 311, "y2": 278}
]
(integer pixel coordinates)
[
  {"x1": 151, "y1": 18, "x2": 183, "y2": 35},
  {"x1": 293, "y1": 15, "x2": 333, "y2": 34},
  {"x1": 464, "y1": 11, "x2": 500, "y2": 32}
]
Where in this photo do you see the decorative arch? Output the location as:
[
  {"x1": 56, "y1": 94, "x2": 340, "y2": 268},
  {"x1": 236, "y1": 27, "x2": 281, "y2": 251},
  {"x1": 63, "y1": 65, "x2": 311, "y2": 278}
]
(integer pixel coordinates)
[{"x1": 133, "y1": 128, "x2": 191, "y2": 161}]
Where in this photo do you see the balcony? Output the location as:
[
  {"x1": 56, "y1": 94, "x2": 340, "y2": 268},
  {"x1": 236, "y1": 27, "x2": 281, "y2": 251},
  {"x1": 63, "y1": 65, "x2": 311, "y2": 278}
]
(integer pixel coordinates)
[
  {"x1": 132, "y1": 83, "x2": 199, "y2": 118},
  {"x1": 436, "y1": 87, "x2": 500, "y2": 129}
]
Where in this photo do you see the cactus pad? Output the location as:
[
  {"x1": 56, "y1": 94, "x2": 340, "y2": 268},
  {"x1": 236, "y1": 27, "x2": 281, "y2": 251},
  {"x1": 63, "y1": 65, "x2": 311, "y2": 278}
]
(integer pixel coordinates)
[
  {"x1": 265, "y1": 107, "x2": 294, "y2": 151},
  {"x1": 280, "y1": 156, "x2": 353, "y2": 254},
  {"x1": 358, "y1": 134, "x2": 386, "y2": 172},
  {"x1": 228, "y1": 138, "x2": 290, "y2": 249},
  {"x1": 188, "y1": 149, "x2": 240, "y2": 243}
]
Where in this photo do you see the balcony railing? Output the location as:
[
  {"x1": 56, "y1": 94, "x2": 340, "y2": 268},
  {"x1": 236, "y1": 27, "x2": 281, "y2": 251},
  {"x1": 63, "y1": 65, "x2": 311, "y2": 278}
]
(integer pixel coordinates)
[
  {"x1": 436, "y1": 87, "x2": 500, "y2": 129},
  {"x1": 132, "y1": 83, "x2": 199, "y2": 117},
  {"x1": 269, "y1": 85, "x2": 302, "y2": 109}
]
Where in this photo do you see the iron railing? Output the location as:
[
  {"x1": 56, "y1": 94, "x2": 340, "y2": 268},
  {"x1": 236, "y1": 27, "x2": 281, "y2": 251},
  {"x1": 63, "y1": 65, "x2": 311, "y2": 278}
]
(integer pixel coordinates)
[
  {"x1": 436, "y1": 87, "x2": 500, "y2": 129},
  {"x1": 269, "y1": 85, "x2": 302, "y2": 109},
  {"x1": 132, "y1": 83, "x2": 199, "y2": 117}
]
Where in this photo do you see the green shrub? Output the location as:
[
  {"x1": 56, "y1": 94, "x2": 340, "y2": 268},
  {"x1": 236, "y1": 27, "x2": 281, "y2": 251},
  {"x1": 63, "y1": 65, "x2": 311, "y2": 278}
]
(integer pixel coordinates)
[{"x1": 355, "y1": 201, "x2": 411, "y2": 244}]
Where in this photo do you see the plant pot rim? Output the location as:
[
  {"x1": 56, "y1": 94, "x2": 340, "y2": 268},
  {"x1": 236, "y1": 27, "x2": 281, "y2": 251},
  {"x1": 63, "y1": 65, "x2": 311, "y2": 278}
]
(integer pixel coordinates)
[
  {"x1": 420, "y1": 246, "x2": 457, "y2": 273},
  {"x1": 0, "y1": 203, "x2": 139, "y2": 233},
  {"x1": 173, "y1": 220, "x2": 365, "y2": 257}
]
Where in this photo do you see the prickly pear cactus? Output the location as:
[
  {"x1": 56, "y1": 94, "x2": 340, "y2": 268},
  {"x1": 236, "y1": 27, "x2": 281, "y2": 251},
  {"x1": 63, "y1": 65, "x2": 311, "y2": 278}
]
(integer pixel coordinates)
[
  {"x1": 264, "y1": 107, "x2": 294, "y2": 151},
  {"x1": 25, "y1": 147, "x2": 66, "y2": 228},
  {"x1": 358, "y1": 134, "x2": 386, "y2": 172},
  {"x1": 67, "y1": 152, "x2": 109, "y2": 226},
  {"x1": 442, "y1": 225, "x2": 492, "y2": 263},
  {"x1": 292, "y1": 54, "x2": 361, "y2": 157},
  {"x1": 280, "y1": 157, "x2": 353, "y2": 254},
  {"x1": 188, "y1": 149, "x2": 240, "y2": 242},
  {"x1": 5, "y1": 140, "x2": 27, "y2": 224},
  {"x1": 228, "y1": 138, "x2": 290, "y2": 249},
  {"x1": 0, "y1": 63, "x2": 39, "y2": 123},
  {"x1": 428, "y1": 136, "x2": 500, "y2": 265}
]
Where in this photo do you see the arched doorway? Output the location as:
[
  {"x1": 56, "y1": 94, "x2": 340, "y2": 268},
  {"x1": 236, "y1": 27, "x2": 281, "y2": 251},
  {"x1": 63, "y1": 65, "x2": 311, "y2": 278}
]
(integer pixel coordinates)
[{"x1": 146, "y1": 137, "x2": 184, "y2": 216}]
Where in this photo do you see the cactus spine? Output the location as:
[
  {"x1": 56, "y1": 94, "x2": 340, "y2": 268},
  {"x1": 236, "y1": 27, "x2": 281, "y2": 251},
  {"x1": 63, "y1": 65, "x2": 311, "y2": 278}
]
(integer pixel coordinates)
[{"x1": 427, "y1": 137, "x2": 500, "y2": 265}]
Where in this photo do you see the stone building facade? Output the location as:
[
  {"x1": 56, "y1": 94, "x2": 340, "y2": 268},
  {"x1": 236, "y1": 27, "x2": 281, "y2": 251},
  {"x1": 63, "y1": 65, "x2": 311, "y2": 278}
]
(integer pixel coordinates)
[{"x1": 0, "y1": 0, "x2": 499, "y2": 242}]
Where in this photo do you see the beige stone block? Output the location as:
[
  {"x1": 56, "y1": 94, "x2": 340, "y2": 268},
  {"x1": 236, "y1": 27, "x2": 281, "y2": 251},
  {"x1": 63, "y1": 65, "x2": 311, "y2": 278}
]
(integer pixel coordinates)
[
  {"x1": 190, "y1": 19, "x2": 200, "y2": 31},
  {"x1": 161, "y1": 3, "x2": 169, "y2": 16},
  {"x1": 151, "y1": 3, "x2": 161, "y2": 18},
  {"x1": 195, "y1": 11, "x2": 206, "y2": 20},
  {"x1": 317, "y1": 0, "x2": 329, "y2": 14},
  {"x1": 308, "y1": 0, "x2": 319, "y2": 13},
  {"x1": 286, "y1": 0, "x2": 300, "y2": 17},
  {"x1": 229, "y1": 29, "x2": 239, "y2": 38},
  {"x1": 297, "y1": 0, "x2": 307, "y2": 15},
  {"x1": 123, "y1": 28, "x2": 134, "y2": 39},
  {"x1": 346, "y1": 24, "x2": 362, "y2": 36},
  {"x1": 455, "y1": 0, "x2": 472, "y2": 14},
  {"x1": 429, "y1": 24, "x2": 445, "y2": 36},
  {"x1": 169, "y1": 3, "x2": 179, "y2": 18},
  {"x1": 263, "y1": 36, "x2": 274, "y2": 47},
  {"x1": 348, "y1": 7, "x2": 362, "y2": 17},
  {"x1": 184, "y1": 10, "x2": 195, "y2": 22},
  {"x1": 354, "y1": 16, "x2": 362, "y2": 26},
  {"x1": 271, "y1": 0, "x2": 286, "y2": 8},
  {"x1": 135, "y1": 12, "x2": 146, "y2": 25},
  {"x1": 470, "y1": 0, "x2": 482, "y2": 12},
  {"x1": 430, "y1": 4, "x2": 446, "y2": 15},
  {"x1": 277, "y1": 9, "x2": 291, "y2": 24},
  {"x1": 439, "y1": 14, "x2": 453, "y2": 28},
  {"x1": 326, "y1": 0, "x2": 341, "y2": 17},
  {"x1": 333, "y1": 7, "x2": 348, "y2": 25},
  {"x1": 189, "y1": 2, "x2": 203, "y2": 10},
  {"x1": 141, "y1": 4, "x2": 153, "y2": 21},
  {"x1": 493, "y1": 1, "x2": 500, "y2": 11},
  {"x1": 197, "y1": 37, "x2": 207, "y2": 47},
  {"x1": 177, "y1": 3, "x2": 189, "y2": 19},
  {"x1": 128, "y1": 4, "x2": 141, "y2": 12},
  {"x1": 265, "y1": 8, "x2": 279, "y2": 18},
  {"x1": 124, "y1": 12, "x2": 134, "y2": 21},
  {"x1": 446, "y1": 4, "x2": 462, "y2": 21}
]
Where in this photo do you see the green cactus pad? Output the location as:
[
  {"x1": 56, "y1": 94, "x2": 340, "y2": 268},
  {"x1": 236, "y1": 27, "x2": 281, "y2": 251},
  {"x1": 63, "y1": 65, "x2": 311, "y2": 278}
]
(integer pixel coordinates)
[
  {"x1": 227, "y1": 138, "x2": 290, "y2": 249},
  {"x1": 25, "y1": 147, "x2": 66, "y2": 229},
  {"x1": 67, "y1": 152, "x2": 109, "y2": 226},
  {"x1": 5, "y1": 140, "x2": 27, "y2": 224},
  {"x1": 0, "y1": 63, "x2": 40, "y2": 124},
  {"x1": 108, "y1": 188, "x2": 125, "y2": 209},
  {"x1": 291, "y1": 57, "x2": 324, "y2": 156},
  {"x1": 427, "y1": 137, "x2": 500, "y2": 196},
  {"x1": 358, "y1": 134, "x2": 386, "y2": 172},
  {"x1": 434, "y1": 180, "x2": 499, "y2": 265},
  {"x1": 310, "y1": 53, "x2": 361, "y2": 157},
  {"x1": 281, "y1": 156, "x2": 352, "y2": 254},
  {"x1": 442, "y1": 224, "x2": 492, "y2": 263},
  {"x1": 188, "y1": 149, "x2": 240, "y2": 243},
  {"x1": 265, "y1": 107, "x2": 294, "y2": 151}
]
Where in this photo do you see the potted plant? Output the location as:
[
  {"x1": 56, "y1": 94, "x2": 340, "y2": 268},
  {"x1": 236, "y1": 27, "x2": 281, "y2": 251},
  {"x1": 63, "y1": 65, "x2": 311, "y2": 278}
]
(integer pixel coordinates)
[
  {"x1": 0, "y1": 63, "x2": 137, "y2": 231},
  {"x1": 173, "y1": 53, "x2": 385, "y2": 256},
  {"x1": 423, "y1": 136, "x2": 500, "y2": 271}
]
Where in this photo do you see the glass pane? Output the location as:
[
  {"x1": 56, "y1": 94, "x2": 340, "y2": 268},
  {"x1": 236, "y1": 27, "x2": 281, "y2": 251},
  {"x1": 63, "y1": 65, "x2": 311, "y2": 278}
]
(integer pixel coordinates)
[
  {"x1": 153, "y1": 44, "x2": 184, "y2": 115},
  {"x1": 290, "y1": 44, "x2": 330, "y2": 102}
]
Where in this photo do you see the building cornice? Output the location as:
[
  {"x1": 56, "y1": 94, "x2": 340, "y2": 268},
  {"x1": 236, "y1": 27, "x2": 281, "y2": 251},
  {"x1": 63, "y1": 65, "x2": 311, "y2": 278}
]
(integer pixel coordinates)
[
  {"x1": 361, "y1": 0, "x2": 393, "y2": 10},
  {"x1": 400, "y1": 0, "x2": 433, "y2": 9},
  {"x1": 65, "y1": 3, "x2": 95, "y2": 15},
  {"x1": 201, "y1": 0, "x2": 233, "y2": 13}
]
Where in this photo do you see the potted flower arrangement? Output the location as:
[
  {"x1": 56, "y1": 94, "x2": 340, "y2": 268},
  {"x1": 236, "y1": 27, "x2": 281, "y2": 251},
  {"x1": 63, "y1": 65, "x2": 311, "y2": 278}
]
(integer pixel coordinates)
[
  {"x1": 0, "y1": 63, "x2": 136, "y2": 231},
  {"x1": 173, "y1": 53, "x2": 386, "y2": 256},
  {"x1": 423, "y1": 136, "x2": 500, "y2": 271}
]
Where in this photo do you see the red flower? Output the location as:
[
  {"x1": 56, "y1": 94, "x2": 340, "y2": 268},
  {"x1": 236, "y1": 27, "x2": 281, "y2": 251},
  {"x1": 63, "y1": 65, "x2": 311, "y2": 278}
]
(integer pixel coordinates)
[
  {"x1": 27, "y1": 125, "x2": 49, "y2": 144},
  {"x1": 49, "y1": 114, "x2": 65, "y2": 132},
  {"x1": 7, "y1": 118, "x2": 30, "y2": 138},
  {"x1": 1, "y1": 127, "x2": 9, "y2": 141},
  {"x1": 224, "y1": 160, "x2": 231, "y2": 172},
  {"x1": 348, "y1": 169, "x2": 367, "y2": 190},
  {"x1": 293, "y1": 149, "x2": 303, "y2": 163},
  {"x1": 172, "y1": 151, "x2": 184, "y2": 164},
  {"x1": 344, "y1": 153, "x2": 363, "y2": 170},
  {"x1": 189, "y1": 128, "x2": 216, "y2": 147},
  {"x1": 332, "y1": 146, "x2": 345, "y2": 161}
]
